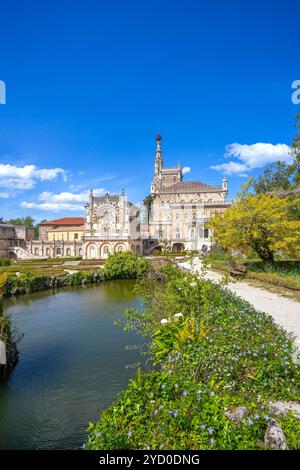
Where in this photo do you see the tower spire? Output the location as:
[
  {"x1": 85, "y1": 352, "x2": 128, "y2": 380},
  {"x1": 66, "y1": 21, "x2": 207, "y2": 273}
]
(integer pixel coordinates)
[{"x1": 154, "y1": 134, "x2": 163, "y2": 174}]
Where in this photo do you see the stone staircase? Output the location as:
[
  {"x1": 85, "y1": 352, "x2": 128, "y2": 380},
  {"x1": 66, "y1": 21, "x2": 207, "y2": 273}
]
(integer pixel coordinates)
[{"x1": 9, "y1": 246, "x2": 47, "y2": 261}]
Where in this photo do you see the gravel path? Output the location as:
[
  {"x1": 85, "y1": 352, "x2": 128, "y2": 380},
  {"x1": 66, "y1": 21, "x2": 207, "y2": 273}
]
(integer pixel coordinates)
[{"x1": 178, "y1": 257, "x2": 300, "y2": 349}]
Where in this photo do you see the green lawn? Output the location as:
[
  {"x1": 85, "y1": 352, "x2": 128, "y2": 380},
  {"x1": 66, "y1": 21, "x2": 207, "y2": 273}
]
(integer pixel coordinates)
[{"x1": 206, "y1": 256, "x2": 300, "y2": 292}]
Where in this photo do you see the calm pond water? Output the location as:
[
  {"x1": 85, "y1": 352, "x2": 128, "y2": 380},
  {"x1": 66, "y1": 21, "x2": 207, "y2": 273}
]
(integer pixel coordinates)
[{"x1": 0, "y1": 280, "x2": 143, "y2": 450}]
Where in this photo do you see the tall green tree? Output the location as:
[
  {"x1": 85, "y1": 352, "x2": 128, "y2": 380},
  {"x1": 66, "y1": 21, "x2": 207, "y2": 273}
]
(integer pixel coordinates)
[
  {"x1": 254, "y1": 114, "x2": 300, "y2": 194},
  {"x1": 8, "y1": 216, "x2": 35, "y2": 228},
  {"x1": 143, "y1": 194, "x2": 153, "y2": 223},
  {"x1": 254, "y1": 161, "x2": 291, "y2": 194},
  {"x1": 289, "y1": 113, "x2": 300, "y2": 188}
]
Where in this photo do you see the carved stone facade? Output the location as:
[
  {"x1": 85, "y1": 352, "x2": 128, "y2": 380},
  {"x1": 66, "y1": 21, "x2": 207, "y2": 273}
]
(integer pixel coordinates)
[
  {"x1": 82, "y1": 190, "x2": 141, "y2": 259},
  {"x1": 145, "y1": 135, "x2": 230, "y2": 253},
  {"x1": 24, "y1": 135, "x2": 230, "y2": 260}
]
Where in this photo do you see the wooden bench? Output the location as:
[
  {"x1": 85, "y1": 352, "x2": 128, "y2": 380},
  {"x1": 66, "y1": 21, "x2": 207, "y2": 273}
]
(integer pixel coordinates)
[{"x1": 229, "y1": 264, "x2": 247, "y2": 277}]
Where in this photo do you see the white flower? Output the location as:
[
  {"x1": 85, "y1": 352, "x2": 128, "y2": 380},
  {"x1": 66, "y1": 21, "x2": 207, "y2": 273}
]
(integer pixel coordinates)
[
  {"x1": 174, "y1": 313, "x2": 183, "y2": 318},
  {"x1": 160, "y1": 319, "x2": 169, "y2": 325}
]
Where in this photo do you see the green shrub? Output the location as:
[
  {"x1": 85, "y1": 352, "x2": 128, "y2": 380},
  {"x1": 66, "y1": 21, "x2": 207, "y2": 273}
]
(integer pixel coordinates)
[
  {"x1": 103, "y1": 252, "x2": 149, "y2": 279},
  {"x1": 0, "y1": 258, "x2": 11, "y2": 266},
  {"x1": 86, "y1": 263, "x2": 300, "y2": 450},
  {"x1": 67, "y1": 270, "x2": 102, "y2": 286},
  {"x1": 4, "y1": 271, "x2": 49, "y2": 296}
]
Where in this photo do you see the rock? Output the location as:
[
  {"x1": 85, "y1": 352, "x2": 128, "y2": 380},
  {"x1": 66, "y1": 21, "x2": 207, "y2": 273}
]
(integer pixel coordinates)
[
  {"x1": 269, "y1": 401, "x2": 300, "y2": 420},
  {"x1": 225, "y1": 406, "x2": 247, "y2": 425},
  {"x1": 264, "y1": 419, "x2": 288, "y2": 450}
]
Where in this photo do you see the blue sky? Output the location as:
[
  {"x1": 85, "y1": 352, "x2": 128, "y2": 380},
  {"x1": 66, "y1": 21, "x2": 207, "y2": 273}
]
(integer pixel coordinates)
[{"x1": 0, "y1": 0, "x2": 299, "y2": 222}]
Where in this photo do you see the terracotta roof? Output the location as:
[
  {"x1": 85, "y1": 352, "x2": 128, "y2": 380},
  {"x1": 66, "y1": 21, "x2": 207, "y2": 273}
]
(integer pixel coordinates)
[
  {"x1": 47, "y1": 226, "x2": 84, "y2": 232},
  {"x1": 160, "y1": 181, "x2": 221, "y2": 193},
  {"x1": 40, "y1": 217, "x2": 85, "y2": 226}
]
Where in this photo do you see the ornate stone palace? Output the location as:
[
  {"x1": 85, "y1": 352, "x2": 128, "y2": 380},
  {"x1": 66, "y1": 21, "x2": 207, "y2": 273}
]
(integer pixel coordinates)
[
  {"x1": 143, "y1": 135, "x2": 230, "y2": 253},
  {"x1": 22, "y1": 135, "x2": 230, "y2": 260},
  {"x1": 82, "y1": 189, "x2": 141, "y2": 259}
]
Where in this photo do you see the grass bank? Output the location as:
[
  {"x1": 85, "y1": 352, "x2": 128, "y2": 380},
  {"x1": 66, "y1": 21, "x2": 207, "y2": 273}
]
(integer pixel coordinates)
[
  {"x1": 206, "y1": 255, "x2": 300, "y2": 292},
  {"x1": 86, "y1": 262, "x2": 300, "y2": 450},
  {"x1": 0, "y1": 274, "x2": 19, "y2": 379}
]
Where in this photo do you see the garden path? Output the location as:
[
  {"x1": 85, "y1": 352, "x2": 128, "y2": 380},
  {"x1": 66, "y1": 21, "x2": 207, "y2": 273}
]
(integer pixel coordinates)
[{"x1": 177, "y1": 257, "x2": 300, "y2": 350}]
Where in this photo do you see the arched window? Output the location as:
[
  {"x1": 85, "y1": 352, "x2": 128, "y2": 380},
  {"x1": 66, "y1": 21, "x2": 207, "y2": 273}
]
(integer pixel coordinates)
[
  {"x1": 117, "y1": 245, "x2": 124, "y2": 252},
  {"x1": 79, "y1": 248, "x2": 82, "y2": 256},
  {"x1": 56, "y1": 248, "x2": 61, "y2": 255},
  {"x1": 46, "y1": 248, "x2": 50, "y2": 256},
  {"x1": 89, "y1": 245, "x2": 96, "y2": 258},
  {"x1": 66, "y1": 248, "x2": 71, "y2": 256},
  {"x1": 103, "y1": 245, "x2": 110, "y2": 255},
  {"x1": 34, "y1": 247, "x2": 39, "y2": 255},
  {"x1": 204, "y1": 228, "x2": 209, "y2": 238}
]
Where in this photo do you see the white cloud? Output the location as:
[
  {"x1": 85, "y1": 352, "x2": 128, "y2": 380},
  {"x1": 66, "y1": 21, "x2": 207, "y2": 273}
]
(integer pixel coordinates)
[
  {"x1": 20, "y1": 201, "x2": 84, "y2": 212},
  {"x1": 0, "y1": 163, "x2": 67, "y2": 191},
  {"x1": 0, "y1": 191, "x2": 10, "y2": 198},
  {"x1": 21, "y1": 188, "x2": 107, "y2": 213},
  {"x1": 182, "y1": 166, "x2": 191, "y2": 175},
  {"x1": 38, "y1": 191, "x2": 90, "y2": 203},
  {"x1": 211, "y1": 142, "x2": 292, "y2": 175}
]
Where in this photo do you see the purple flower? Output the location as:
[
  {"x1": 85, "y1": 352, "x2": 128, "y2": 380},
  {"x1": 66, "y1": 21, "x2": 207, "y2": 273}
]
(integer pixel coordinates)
[
  {"x1": 182, "y1": 390, "x2": 188, "y2": 396},
  {"x1": 174, "y1": 383, "x2": 179, "y2": 388},
  {"x1": 247, "y1": 418, "x2": 253, "y2": 425},
  {"x1": 200, "y1": 424, "x2": 206, "y2": 430},
  {"x1": 97, "y1": 432, "x2": 102, "y2": 438},
  {"x1": 254, "y1": 414, "x2": 259, "y2": 420},
  {"x1": 127, "y1": 431, "x2": 132, "y2": 437},
  {"x1": 208, "y1": 427, "x2": 214, "y2": 435},
  {"x1": 264, "y1": 414, "x2": 270, "y2": 421},
  {"x1": 210, "y1": 391, "x2": 215, "y2": 397},
  {"x1": 172, "y1": 410, "x2": 178, "y2": 418}
]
